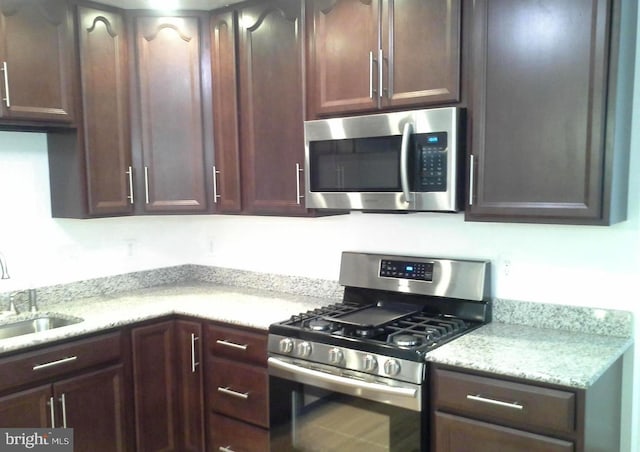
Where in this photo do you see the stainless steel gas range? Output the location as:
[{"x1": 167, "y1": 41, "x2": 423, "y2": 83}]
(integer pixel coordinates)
[{"x1": 268, "y1": 251, "x2": 490, "y2": 452}]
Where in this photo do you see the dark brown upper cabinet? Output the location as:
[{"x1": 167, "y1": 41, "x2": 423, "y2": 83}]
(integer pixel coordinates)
[
  {"x1": 48, "y1": 3, "x2": 133, "y2": 218},
  {"x1": 465, "y1": 0, "x2": 636, "y2": 225},
  {"x1": 0, "y1": 0, "x2": 75, "y2": 124},
  {"x1": 78, "y1": 4, "x2": 132, "y2": 216},
  {"x1": 307, "y1": 0, "x2": 461, "y2": 117},
  {"x1": 210, "y1": 10, "x2": 242, "y2": 213},
  {"x1": 130, "y1": 12, "x2": 213, "y2": 213},
  {"x1": 237, "y1": 0, "x2": 309, "y2": 215}
]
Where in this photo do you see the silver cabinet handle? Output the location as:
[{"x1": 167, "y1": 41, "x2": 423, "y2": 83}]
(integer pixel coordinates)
[
  {"x1": 469, "y1": 154, "x2": 475, "y2": 206},
  {"x1": 212, "y1": 166, "x2": 221, "y2": 203},
  {"x1": 369, "y1": 51, "x2": 375, "y2": 99},
  {"x1": 217, "y1": 386, "x2": 249, "y2": 400},
  {"x1": 215, "y1": 339, "x2": 247, "y2": 351},
  {"x1": 466, "y1": 394, "x2": 524, "y2": 410},
  {"x1": 48, "y1": 397, "x2": 56, "y2": 428},
  {"x1": 126, "y1": 166, "x2": 134, "y2": 204},
  {"x1": 219, "y1": 447, "x2": 235, "y2": 452},
  {"x1": 33, "y1": 356, "x2": 77, "y2": 371},
  {"x1": 400, "y1": 122, "x2": 413, "y2": 204},
  {"x1": 59, "y1": 393, "x2": 68, "y2": 428},
  {"x1": 378, "y1": 48, "x2": 384, "y2": 99},
  {"x1": 295, "y1": 163, "x2": 304, "y2": 204},
  {"x1": 144, "y1": 166, "x2": 150, "y2": 204},
  {"x1": 190, "y1": 333, "x2": 200, "y2": 373},
  {"x1": 1, "y1": 61, "x2": 10, "y2": 107}
]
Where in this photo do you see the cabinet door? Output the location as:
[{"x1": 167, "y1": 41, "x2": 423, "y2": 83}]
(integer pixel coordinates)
[
  {"x1": 134, "y1": 15, "x2": 208, "y2": 213},
  {"x1": 0, "y1": 385, "x2": 50, "y2": 428},
  {"x1": 381, "y1": 0, "x2": 460, "y2": 108},
  {"x1": 435, "y1": 412, "x2": 573, "y2": 452},
  {"x1": 54, "y1": 365, "x2": 129, "y2": 452},
  {"x1": 466, "y1": 0, "x2": 611, "y2": 223},
  {"x1": 132, "y1": 321, "x2": 178, "y2": 452},
  {"x1": 238, "y1": 0, "x2": 308, "y2": 215},
  {"x1": 308, "y1": 0, "x2": 379, "y2": 115},
  {"x1": 0, "y1": 0, "x2": 75, "y2": 122},
  {"x1": 77, "y1": 5, "x2": 133, "y2": 216},
  {"x1": 211, "y1": 11, "x2": 242, "y2": 213},
  {"x1": 175, "y1": 320, "x2": 205, "y2": 452}
]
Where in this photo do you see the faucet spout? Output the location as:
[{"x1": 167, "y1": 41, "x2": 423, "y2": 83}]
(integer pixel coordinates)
[{"x1": 0, "y1": 253, "x2": 9, "y2": 280}]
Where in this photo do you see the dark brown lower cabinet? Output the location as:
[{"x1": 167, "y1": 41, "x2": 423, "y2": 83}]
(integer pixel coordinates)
[
  {"x1": 432, "y1": 362, "x2": 623, "y2": 452},
  {"x1": 0, "y1": 385, "x2": 50, "y2": 428},
  {"x1": 0, "y1": 333, "x2": 130, "y2": 451},
  {"x1": 132, "y1": 319, "x2": 204, "y2": 452},
  {"x1": 54, "y1": 366, "x2": 128, "y2": 452},
  {"x1": 209, "y1": 413, "x2": 269, "y2": 452},
  {"x1": 434, "y1": 412, "x2": 573, "y2": 452},
  {"x1": 205, "y1": 322, "x2": 270, "y2": 452}
]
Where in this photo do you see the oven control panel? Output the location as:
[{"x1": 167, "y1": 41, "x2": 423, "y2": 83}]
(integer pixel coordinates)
[
  {"x1": 268, "y1": 335, "x2": 425, "y2": 385},
  {"x1": 379, "y1": 259, "x2": 434, "y2": 281}
]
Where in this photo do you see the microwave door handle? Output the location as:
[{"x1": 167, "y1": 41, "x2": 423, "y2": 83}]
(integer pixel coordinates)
[{"x1": 400, "y1": 122, "x2": 413, "y2": 204}]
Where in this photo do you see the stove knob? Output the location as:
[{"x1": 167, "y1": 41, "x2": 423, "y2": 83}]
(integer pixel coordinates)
[
  {"x1": 362, "y1": 354, "x2": 378, "y2": 372},
  {"x1": 297, "y1": 341, "x2": 312, "y2": 357},
  {"x1": 278, "y1": 338, "x2": 294, "y2": 354},
  {"x1": 328, "y1": 348, "x2": 344, "y2": 365},
  {"x1": 384, "y1": 359, "x2": 401, "y2": 376}
]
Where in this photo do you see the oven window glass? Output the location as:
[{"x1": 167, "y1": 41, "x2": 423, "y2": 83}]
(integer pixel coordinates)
[
  {"x1": 271, "y1": 379, "x2": 422, "y2": 452},
  {"x1": 309, "y1": 136, "x2": 403, "y2": 192}
]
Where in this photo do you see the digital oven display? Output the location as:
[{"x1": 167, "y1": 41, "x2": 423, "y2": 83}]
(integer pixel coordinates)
[{"x1": 379, "y1": 259, "x2": 434, "y2": 281}]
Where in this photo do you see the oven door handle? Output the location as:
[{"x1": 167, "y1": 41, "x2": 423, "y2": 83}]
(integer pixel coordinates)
[
  {"x1": 268, "y1": 357, "x2": 420, "y2": 411},
  {"x1": 400, "y1": 122, "x2": 413, "y2": 204}
]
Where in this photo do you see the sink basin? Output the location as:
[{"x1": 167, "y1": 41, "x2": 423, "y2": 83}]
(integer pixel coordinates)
[{"x1": 0, "y1": 315, "x2": 83, "y2": 340}]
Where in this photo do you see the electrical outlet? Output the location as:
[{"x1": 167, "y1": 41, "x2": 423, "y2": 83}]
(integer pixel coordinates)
[
  {"x1": 125, "y1": 240, "x2": 136, "y2": 258},
  {"x1": 503, "y1": 259, "x2": 512, "y2": 276}
]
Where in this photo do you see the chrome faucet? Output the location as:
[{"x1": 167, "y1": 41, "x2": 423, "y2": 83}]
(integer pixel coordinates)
[{"x1": 0, "y1": 252, "x2": 9, "y2": 280}]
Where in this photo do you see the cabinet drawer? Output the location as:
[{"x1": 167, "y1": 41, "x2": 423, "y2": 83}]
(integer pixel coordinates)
[
  {"x1": 0, "y1": 332, "x2": 122, "y2": 393},
  {"x1": 206, "y1": 324, "x2": 267, "y2": 366},
  {"x1": 433, "y1": 368, "x2": 575, "y2": 434},
  {"x1": 207, "y1": 357, "x2": 268, "y2": 427},
  {"x1": 209, "y1": 412, "x2": 269, "y2": 452},
  {"x1": 435, "y1": 412, "x2": 574, "y2": 452}
]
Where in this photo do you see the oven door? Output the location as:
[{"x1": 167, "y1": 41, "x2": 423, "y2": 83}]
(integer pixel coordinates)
[{"x1": 269, "y1": 357, "x2": 425, "y2": 452}]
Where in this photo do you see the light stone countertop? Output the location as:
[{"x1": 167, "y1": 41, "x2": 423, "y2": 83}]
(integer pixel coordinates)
[
  {"x1": 0, "y1": 283, "x2": 330, "y2": 355},
  {"x1": 0, "y1": 282, "x2": 633, "y2": 390},
  {"x1": 426, "y1": 322, "x2": 632, "y2": 388}
]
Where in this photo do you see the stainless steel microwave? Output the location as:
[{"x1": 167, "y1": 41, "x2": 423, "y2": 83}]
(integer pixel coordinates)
[{"x1": 304, "y1": 107, "x2": 464, "y2": 212}]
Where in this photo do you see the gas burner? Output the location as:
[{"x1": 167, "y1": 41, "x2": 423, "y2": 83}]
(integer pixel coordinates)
[
  {"x1": 354, "y1": 328, "x2": 376, "y2": 338},
  {"x1": 390, "y1": 334, "x2": 423, "y2": 347},
  {"x1": 307, "y1": 319, "x2": 332, "y2": 332}
]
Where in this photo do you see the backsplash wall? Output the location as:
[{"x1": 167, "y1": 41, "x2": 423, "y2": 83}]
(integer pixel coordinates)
[{"x1": 0, "y1": 130, "x2": 637, "y2": 310}]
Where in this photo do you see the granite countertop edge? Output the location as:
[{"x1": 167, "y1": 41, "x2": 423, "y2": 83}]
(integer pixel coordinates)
[
  {"x1": 0, "y1": 283, "x2": 633, "y2": 390},
  {"x1": 426, "y1": 322, "x2": 633, "y2": 389}
]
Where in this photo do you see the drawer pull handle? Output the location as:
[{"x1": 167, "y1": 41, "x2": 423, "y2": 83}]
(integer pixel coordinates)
[
  {"x1": 216, "y1": 339, "x2": 248, "y2": 351},
  {"x1": 33, "y1": 356, "x2": 78, "y2": 371},
  {"x1": 218, "y1": 386, "x2": 249, "y2": 400},
  {"x1": 219, "y1": 446, "x2": 235, "y2": 452},
  {"x1": 466, "y1": 394, "x2": 523, "y2": 410}
]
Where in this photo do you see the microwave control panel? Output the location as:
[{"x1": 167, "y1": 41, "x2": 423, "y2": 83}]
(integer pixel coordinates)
[
  {"x1": 379, "y1": 259, "x2": 434, "y2": 281},
  {"x1": 414, "y1": 132, "x2": 448, "y2": 192}
]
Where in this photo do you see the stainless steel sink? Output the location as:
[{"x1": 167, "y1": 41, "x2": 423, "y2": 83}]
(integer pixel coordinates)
[{"x1": 0, "y1": 315, "x2": 83, "y2": 340}]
